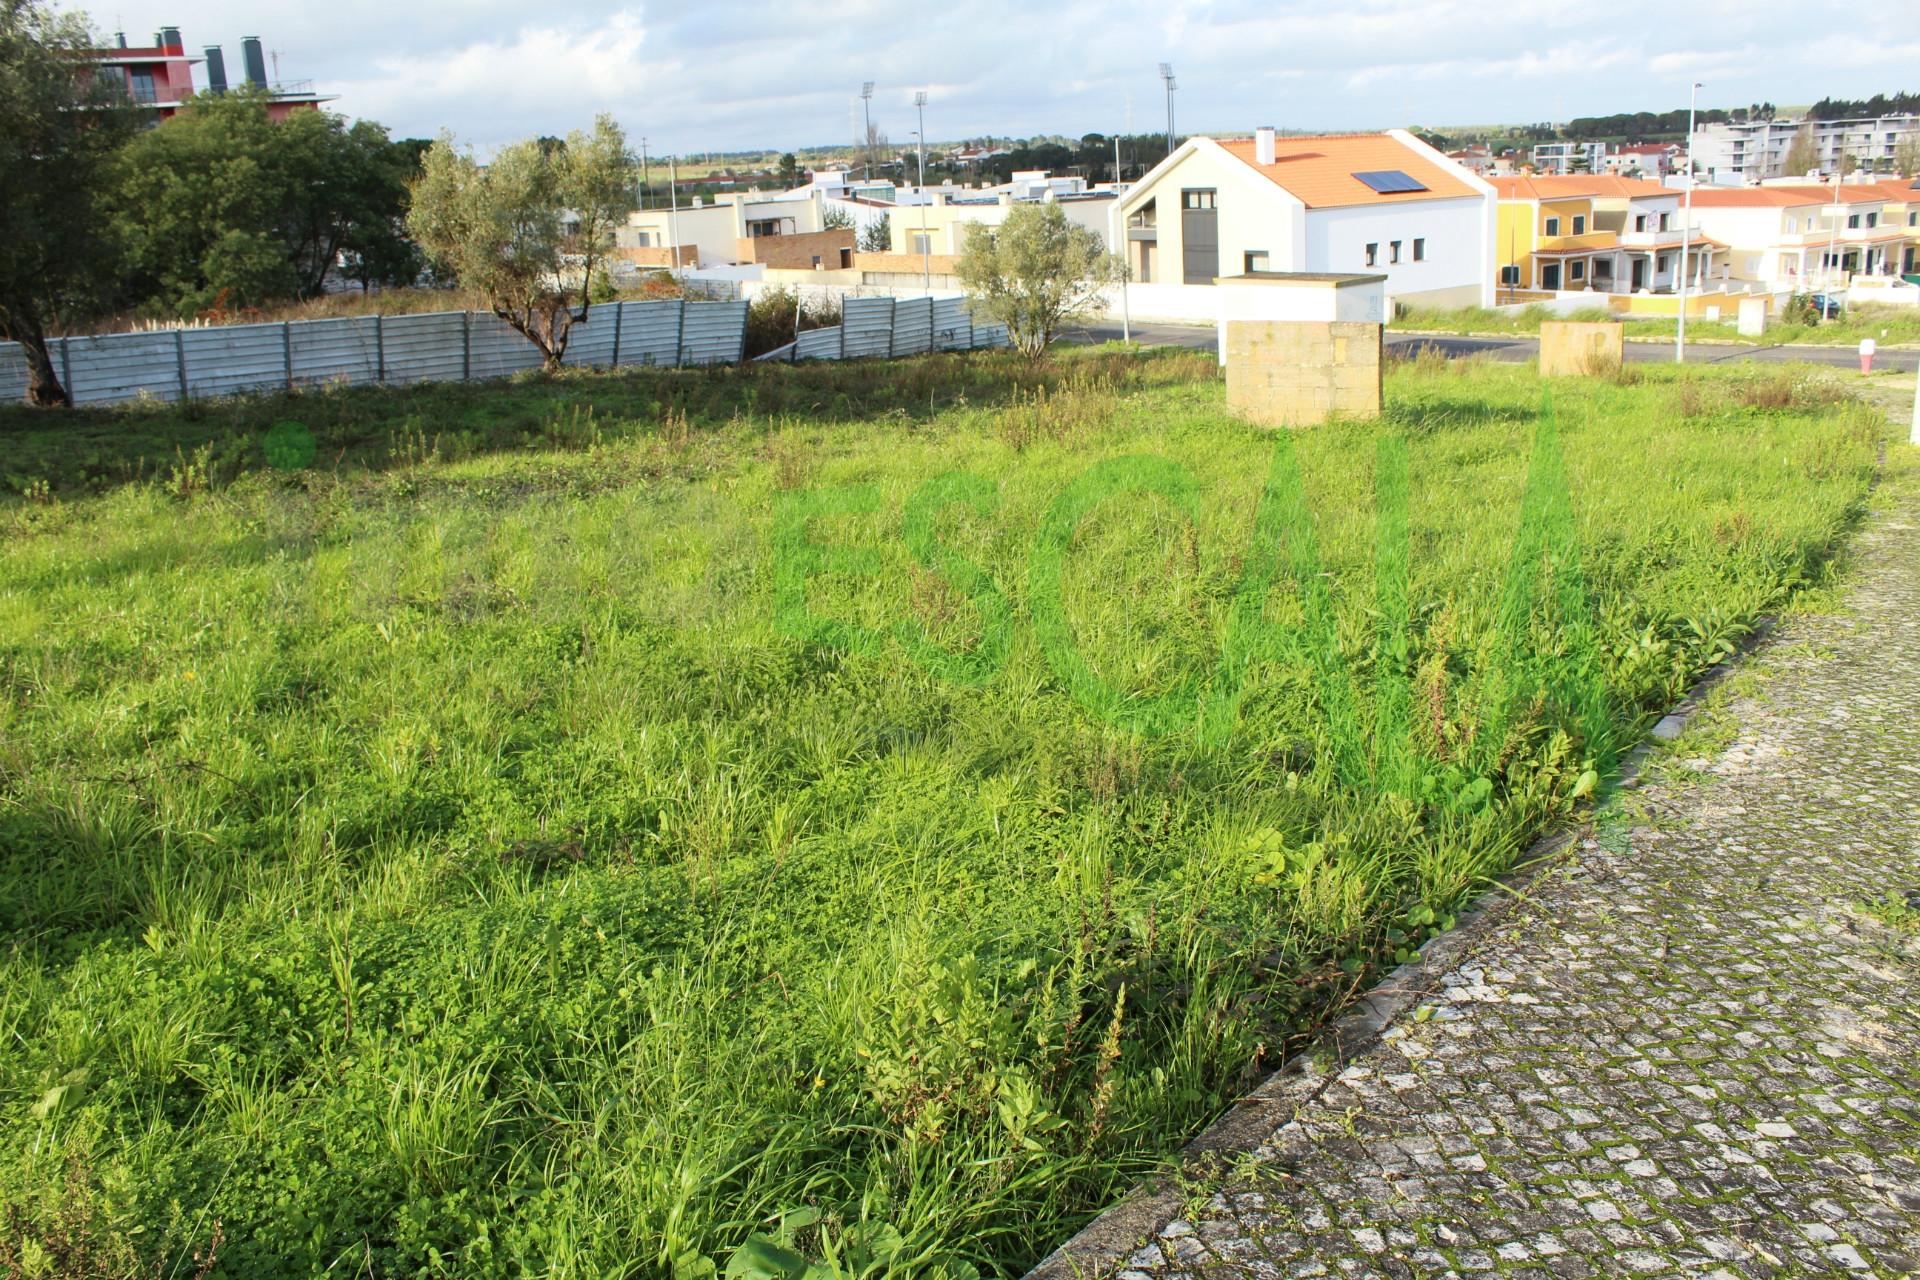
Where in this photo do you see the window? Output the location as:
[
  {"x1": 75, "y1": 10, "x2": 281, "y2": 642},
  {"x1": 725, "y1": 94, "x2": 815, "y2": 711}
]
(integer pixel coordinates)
[
  {"x1": 1658, "y1": 212, "x2": 1672, "y2": 231},
  {"x1": 1180, "y1": 189, "x2": 1216, "y2": 210},
  {"x1": 1866, "y1": 212, "x2": 1878, "y2": 227},
  {"x1": 1634, "y1": 214, "x2": 1648, "y2": 232},
  {"x1": 1847, "y1": 213, "x2": 1861, "y2": 229},
  {"x1": 1572, "y1": 215, "x2": 1586, "y2": 235},
  {"x1": 1570, "y1": 259, "x2": 1586, "y2": 282},
  {"x1": 1500, "y1": 265, "x2": 1521, "y2": 284},
  {"x1": 839, "y1": 247, "x2": 853, "y2": 268},
  {"x1": 130, "y1": 69, "x2": 156, "y2": 103},
  {"x1": 635, "y1": 231, "x2": 653, "y2": 247},
  {"x1": 1389, "y1": 241, "x2": 1401, "y2": 264},
  {"x1": 1786, "y1": 217, "x2": 1796, "y2": 233},
  {"x1": 910, "y1": 232, "x2": 932, "y2": 254},
  {"x1": 1243, "y1": 250, "x2": 1269, "y2": 273},
  {"x1": 1544, "y1": 216, "x2": 1561, "y2": 236},
  {"x1": 1412, "y1": 238, "x2": 1426, "y2": 262},
  {"x1": 1364, "y1": 243, "x2": 1378, "y2": 267},
  {"x1": 810, "y1": 255, "x2": 822, "y2": 268},
  {"x1": 1909, "y1": 212, "x2": 1917, "y2": 227}
]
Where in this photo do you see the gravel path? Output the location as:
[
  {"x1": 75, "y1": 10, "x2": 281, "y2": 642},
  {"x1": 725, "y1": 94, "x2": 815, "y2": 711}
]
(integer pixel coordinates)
[{"x1": 1104, "y1": 464, "x2": 1920, "y2": 1278}]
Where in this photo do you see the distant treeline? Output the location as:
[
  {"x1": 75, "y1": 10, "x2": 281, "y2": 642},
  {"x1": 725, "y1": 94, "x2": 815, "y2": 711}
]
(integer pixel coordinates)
[{"x1": 1806, "y1": 92, "x2": 1920, "y2": 120}]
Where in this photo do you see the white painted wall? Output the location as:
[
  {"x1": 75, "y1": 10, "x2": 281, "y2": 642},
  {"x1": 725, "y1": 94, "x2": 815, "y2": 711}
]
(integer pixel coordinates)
[{"x1": 1301, "y1": 197, "x2": 1488, "y2": 310}]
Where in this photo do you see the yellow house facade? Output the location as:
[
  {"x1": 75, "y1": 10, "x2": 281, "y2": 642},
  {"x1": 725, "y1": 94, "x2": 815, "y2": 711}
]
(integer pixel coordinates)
[{"x1": 1493, "y1": 175, "x2": 1723, "y2": 299}]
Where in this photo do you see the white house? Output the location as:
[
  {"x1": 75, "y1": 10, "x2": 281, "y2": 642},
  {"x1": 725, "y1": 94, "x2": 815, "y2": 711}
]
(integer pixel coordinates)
[
  {"x1": 1687, "y1": 185, "x2": 1908, "y2": 293},
  {"x1": 1110, "y1": 128, "x2": 1495, "y2": 320}
]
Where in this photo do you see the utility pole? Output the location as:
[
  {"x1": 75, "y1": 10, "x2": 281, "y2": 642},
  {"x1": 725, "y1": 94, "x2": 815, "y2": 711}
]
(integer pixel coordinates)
[
  {"x1": 668, "y1": 156, "x2": 683, "y2": 281},
  {"x1": 639, "y1": 136, "x2": 650, "y2": 210},
  {"x1": 914, "y1": 90, "x2": 928, "y2": 189},
  {"x1": 1677, "y1": 81, "x2": 1699, "y2": 363},
  {"x1": 1116, "y1": 134, "x2": 1131, "y2": 342},
  {"x1": 1159, "y1": 63, "x2": 1177, "y2": 156},
  {"x1": 861, "y1": 82, "x2": 875, "y2": 180}
]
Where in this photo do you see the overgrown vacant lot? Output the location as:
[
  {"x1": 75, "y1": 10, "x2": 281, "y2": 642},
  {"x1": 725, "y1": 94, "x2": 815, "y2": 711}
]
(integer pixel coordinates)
[{"x1": 0, "y1": 352, "x2": 1886, "y2": 1278}]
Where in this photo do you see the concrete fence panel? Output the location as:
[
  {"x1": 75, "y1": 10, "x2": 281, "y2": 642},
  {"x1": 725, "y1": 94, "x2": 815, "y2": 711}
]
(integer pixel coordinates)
[
  {"x1": 681, "y1": 301, "x2": 749, "y2": 365},
  {"x1": 67, "y1": 332, "x2": 184, "y2": 405},
  {"x1": 182, "y1": 323, "x2": 291, "y2": 400},
  {"x1": 468, "y1": 315, "x2": 545, "y2": 381},
  {"x1": 842, "y1": 296, "x2": 896, "y2": 359},
  {"x1": 291, "y1": 317, "x2": 381, "y2": 389},
  {"x1": 380, "y1": 313, "x2": 467, "y2": 386},
  {"x1": 618, "y1": 300, "x2": 685, "y2": 368}
]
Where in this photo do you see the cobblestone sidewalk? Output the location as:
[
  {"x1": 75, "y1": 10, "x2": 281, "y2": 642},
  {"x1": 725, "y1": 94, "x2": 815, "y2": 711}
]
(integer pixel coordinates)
[{"x1": 1112, "y1": 477, "x2": 1920, "y2": 1277}]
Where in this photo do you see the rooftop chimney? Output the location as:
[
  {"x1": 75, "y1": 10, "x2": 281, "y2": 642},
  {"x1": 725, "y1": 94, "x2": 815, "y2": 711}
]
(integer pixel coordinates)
[
  {"x1": 1255, "y1": 126, "x2": 1276, "y2": 166},
  {"x1": 204, "y1": 46, "x2": 227, "y2": 94},
  {"x1": 160, "y1": 27, "x2": 182, "y2": 51},
  {"x1": 114, "y1": 31, "x2": 127, "y2": 47},
  {"x1": 241, "y1": 36, "x2": 268, "y2": 88}
]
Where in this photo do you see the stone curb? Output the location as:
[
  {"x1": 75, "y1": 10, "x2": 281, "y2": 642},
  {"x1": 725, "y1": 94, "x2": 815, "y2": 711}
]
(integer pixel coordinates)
[{"x1": 1020, "y1": 614, "x2": 1784, "y2": 1280}]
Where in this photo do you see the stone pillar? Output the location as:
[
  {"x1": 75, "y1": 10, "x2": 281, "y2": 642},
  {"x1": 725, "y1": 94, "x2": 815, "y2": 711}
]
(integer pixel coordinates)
[
  {"x1": 1224, "y1": 320, "x2": 1382, "y2": 428},
  {"x1": 1538, "y1": 320, "x2": 1625, "y2": 376}
]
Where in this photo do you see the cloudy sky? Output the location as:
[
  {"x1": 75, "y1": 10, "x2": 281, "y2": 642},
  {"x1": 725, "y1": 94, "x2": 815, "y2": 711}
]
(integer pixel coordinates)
[{"x1": 80, "y1": 0, "x2": 1920, "y2": 153}]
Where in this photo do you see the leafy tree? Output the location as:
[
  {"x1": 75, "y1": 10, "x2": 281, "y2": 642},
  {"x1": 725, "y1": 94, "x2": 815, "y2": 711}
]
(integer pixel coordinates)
[
  {"x1": 112, "y1": 90, "x2": 421, "y2": 312},
  {"x1": 858, "y1": 213, "x2": 892, "y2": 254},
  {"x1": 778, "y1": 152, "x2": 800, "y2": 187},
  {"x1": 1837, "y1": 147, "x2": 1859, "y2": 177},
  {"x1": 0, "y1": 0, "x2": 136, "y2": 406},
  {"x1": 822, "y1": 204, "x2": 856, "y2": 231},
  {"x1": 1895, "y1": 134, "x2": 1920, "y2": 178},
  {"x1": 955, "y1": 202, "x2": 1123, "y2": 358},
  {"x1": 1782, "y1": 125, "x2": 1818, "y2": 178},
  {"x1": 407, "y1": 114, "x2": 636, "y2": 370}
]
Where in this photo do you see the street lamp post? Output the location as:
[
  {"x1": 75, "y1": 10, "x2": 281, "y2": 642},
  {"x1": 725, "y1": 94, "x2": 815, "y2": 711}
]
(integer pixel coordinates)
[
  {"x1": 861, "y1": 82, "x2": 875, "y2": 180},
  {"x1": 914, "y1": 90, "x2": 928, "y2": 189},
  {"x1": 639, "y1": 136, "x2": 649, "y2": 210},
  {"x1": 1677, "y1": 81, "x2": 1699, "y2": 364},
  {"x1": 1160, "y1": 63, "x2": 1176, "y2": 156},
  {"x1": 1116, "y1": 133, "x2": 1131, "y2": 343}
]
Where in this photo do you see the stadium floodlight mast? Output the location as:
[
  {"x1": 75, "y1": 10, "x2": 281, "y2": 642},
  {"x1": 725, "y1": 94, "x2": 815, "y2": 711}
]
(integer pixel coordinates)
[
  {"x1": 1159, "y1": 63, "x2": 1177, "y2": 155},
  {"x1": 861, "y1": 81, "x2": 875, "y2": 180},
  {"x1": 1676, "y1": 81, "x2": 1700, "y2": 363}
]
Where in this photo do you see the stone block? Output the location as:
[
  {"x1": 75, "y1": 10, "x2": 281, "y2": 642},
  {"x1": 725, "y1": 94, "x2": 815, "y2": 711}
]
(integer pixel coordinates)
[
  {"x1": 1224, "y1": 320, "x2": 1381, "y2": 429},
  {"x1": 1539, "y1": 320, "x2": 1625, "y2": 377}
]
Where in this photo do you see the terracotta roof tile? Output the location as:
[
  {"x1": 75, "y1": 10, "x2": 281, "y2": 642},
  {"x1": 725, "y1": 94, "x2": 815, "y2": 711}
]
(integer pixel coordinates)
[
  {"x1": 1216, "y1": 134, "x2": 1478, "y2": 209},
  {"x1": 1491, "y1": 174, "x2": 1675, "y2": 201}
]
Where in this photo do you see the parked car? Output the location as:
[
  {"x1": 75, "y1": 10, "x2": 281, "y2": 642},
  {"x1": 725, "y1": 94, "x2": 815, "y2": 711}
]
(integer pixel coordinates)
[{"x1": 1808, "y1": 293, "x2": 1843, "y2": 320}]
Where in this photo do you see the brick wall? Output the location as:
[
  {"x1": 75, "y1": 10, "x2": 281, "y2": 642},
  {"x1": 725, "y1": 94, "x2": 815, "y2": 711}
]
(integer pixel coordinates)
[
  {"x1": 1224, "y1": 320, "x2": 1382, "y2": 428},
  {"x1": 617, "y1": 245, "x2": 698, "y2": 268},
  {"x1": 736, "y1": 229, "x2": 857, "y2": 269}
]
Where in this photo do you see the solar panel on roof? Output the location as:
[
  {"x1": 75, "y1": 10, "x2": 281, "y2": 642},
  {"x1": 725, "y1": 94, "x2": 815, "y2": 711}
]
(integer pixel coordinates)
[{"x1": 1352, "y1": 170, "x2": 1429, "y2": 194}]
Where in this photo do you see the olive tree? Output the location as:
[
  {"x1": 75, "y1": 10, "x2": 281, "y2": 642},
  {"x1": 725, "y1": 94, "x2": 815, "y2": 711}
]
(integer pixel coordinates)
[
  {"x1": 407, "y1": 115, "x2": 636, "y2": 370},
  {"x1": 0, "y1": 0, "x2": 135, "y2": 406},
  {"x1": 955, "y1": 202, "x2": 1124, "y2": 358}
]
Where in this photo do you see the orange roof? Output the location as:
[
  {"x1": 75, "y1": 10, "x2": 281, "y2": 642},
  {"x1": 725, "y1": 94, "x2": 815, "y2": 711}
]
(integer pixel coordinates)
[
  {"x1": 1853, "y1": 178, "x2": 1920, "y2": 203},
  {"x1": 1688, "y1": 186, "x2": 1832, "y2": 207},
  {"x1": 1215, "y1": 134, "x2": 1478, "y2": 209},
  {"x1": 1492, "y1": 174, "x2": 1674, "y2": 202}
]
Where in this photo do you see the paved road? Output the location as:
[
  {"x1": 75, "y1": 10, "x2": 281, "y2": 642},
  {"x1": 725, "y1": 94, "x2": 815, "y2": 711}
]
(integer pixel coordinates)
[
  {"x1": 1073, "y1": 320, "x2": 1920, "y2": 373},
  {"x1": 1092, "y1": 475, "x2": 1920, "y2": 1276}
]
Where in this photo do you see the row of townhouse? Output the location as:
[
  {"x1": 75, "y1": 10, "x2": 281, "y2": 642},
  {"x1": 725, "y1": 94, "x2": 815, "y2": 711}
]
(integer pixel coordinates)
[
  {"x1": 1688, "y1": 181, "x2": 1920, "y2": 289},
  {"x1": 1492, "y1": 175, "x2": 1721, "y2": 296}
]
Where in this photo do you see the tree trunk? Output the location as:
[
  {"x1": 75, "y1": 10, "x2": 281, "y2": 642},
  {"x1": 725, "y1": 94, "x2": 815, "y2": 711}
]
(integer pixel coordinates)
[
  {"x1": 20, "y1": 332, "x2": 70, "y2": 407},
  {"x1": 0, "y1": 302, "x2": 70, "y2": 407}
]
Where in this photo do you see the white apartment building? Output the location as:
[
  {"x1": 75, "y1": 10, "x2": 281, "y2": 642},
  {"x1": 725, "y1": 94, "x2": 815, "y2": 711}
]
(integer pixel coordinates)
[
  {"x1": 1693, "y1": 115, "x2": 1920, "y2": 183},
  {"x1": 1530, "y1": 141, "x2": 1608, "y2": 174}
]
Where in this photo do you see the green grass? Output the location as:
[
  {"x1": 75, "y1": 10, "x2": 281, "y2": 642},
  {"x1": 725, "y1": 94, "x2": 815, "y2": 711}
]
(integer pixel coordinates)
[
  {"x1": 1392, "y1": 302, "x2": 1920, "y2": 347},
  {"x1": 0, "y1": 349, "x2": 1889, "y2": 1278}
]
